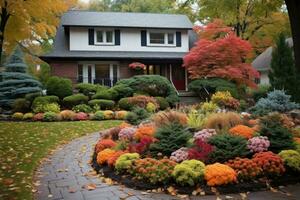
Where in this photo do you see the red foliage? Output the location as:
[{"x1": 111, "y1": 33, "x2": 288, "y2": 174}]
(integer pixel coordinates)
[
  {"x1": 129, "y1": 62, "x2": 146, "y2": 70},
  {"x1": 74, "y1": 112, "x2": 88, "y2": 121},
  {"x1": 33, "y1": 113, "x2": 44, "y2": 121},
  {"x1": 184, "y1": 20, "x2": 259, "y2": 87},
  {"x1": 252, "y1": 151, "x2": 285, "y2": 175},
  {"x1": 188, "y1": 139, "x2": 214, "y2": 162},
  {"x1": 95, "y1": 139, "x2": 117, "y2": 154},
  {"x1": 128, "y1": 136, "x2": 156, "y2": 154},
  {"x1": 107, "y1": 151, "x2": 127, "y2": 167},
  {"x1": 226, "y1": 157, "x2": 262, "y2": 180}
]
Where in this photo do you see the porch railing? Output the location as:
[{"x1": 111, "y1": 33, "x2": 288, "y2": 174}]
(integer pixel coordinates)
[{"x1": 77, "y1": 76, "x2": 121, "y2": 87}]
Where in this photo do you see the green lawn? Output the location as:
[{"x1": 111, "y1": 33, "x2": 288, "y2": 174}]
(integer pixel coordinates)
[{"x1": 0, "y1": 120, "x2": 121, "y2": 200}]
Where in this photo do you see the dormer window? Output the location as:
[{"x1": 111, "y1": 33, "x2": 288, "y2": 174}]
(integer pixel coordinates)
[
  {"x1": 95, "y1": 29, "x2": 114, "y2": 45},
  {"x1": 147, "y1": 31, "x2": 175, "y2": 46}
]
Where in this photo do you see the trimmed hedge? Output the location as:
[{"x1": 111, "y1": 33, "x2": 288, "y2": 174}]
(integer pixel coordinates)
[
  {"x1": 75, "y1": 83, "x2": 108, "y2": 96},
  {"x1": 118, "y1": 97, "x2": 133, "y2": 110},
  {"x1": 31, "y1": 95, "x2": 59, "y2": 110},
  {"x1": 92, "y1": 89, "x2": 118, "y2": 100},
  {"x1": 88, "y1": 99, "x2": 115, "y2": 110},
  {"x1": 63, "y1": 94, "x2": 89, "y2": 108},
  {"x1": 46, "y1": 76, "x2": 73, "y2": 99},
  {"x1": 155, "y1": 97, "x2": 170, "y2": 110}
]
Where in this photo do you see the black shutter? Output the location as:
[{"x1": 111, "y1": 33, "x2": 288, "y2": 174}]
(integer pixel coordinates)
[
  {"x1": 88, "y1": 28, "x2": 94, "y2": 45},
  {"x1": 176, "y1": 31, "x2": 182, "y2": 47},
  {"x1": 115, "y1": 29, "x2": 120, "y2": 45},
  {"x1": 141, "y1": 30, "x2": 147, "y2": 46}
]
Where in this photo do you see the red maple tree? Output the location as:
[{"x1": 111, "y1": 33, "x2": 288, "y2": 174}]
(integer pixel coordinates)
[{"x1": 184, "y1": 20, "x2": 259, "y2": 87}]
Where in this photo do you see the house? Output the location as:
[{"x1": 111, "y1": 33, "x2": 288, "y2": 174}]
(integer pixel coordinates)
[
  {"x1": 40, "y1": 10, "x2": 197, "y2": 91},
  {"x1": 252, "y1": 38, "x2": 293, "y2": 85}
]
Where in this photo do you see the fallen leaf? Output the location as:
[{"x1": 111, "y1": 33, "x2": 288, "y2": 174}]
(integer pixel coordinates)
[
  {"x1": 270, "y1": 187, "x2": 278, "y2": 193},
  {"x1": 3, "y1": 178, "x2": 14, "y2": 186},
  {"x1": 84, "y1": 183, "x2": 97, "y2": 191},
  {"x1": 69, "y1": 188, "x2": 77, "y2": 193}
]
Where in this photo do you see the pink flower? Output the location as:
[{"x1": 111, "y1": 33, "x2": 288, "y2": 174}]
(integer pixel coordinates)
[{"x1": 247, "y1": 136, "x2": 270, "y2": 153}]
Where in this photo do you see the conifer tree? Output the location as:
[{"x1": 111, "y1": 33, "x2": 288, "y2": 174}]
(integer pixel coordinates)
[
  {"x1": 0, "y1": 46, "x2": 42, "y2": 109},
  {"x1": 269, "y1": 33, "x2": 300, "y2": 102}
]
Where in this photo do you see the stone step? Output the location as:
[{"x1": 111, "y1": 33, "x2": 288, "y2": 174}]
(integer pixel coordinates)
[{"x1": 179, "y1": 96, "x2": 201, "y2": 105}]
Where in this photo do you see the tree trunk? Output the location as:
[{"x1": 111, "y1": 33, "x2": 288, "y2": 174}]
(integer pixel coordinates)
[
  {"x1": 285, "y1": 0, "x2": 300, "y2": 73},
  {"x1": 0, "y1": 0, "x2": 10, "y2": 66}
]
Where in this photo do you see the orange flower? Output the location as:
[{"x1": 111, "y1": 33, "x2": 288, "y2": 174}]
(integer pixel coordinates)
[
  {"x1": 204, "y1": 163, "x2": 237, "y2": 186},
  {"x1": 95, "y1": 139, "x2": 117, "y2": 153},
  {"x1": 294, "y1": 137, "x2": 300, "y2": 144},
  {"x1": 119, "y1": 122, "x2": 131, "y2": 129},
  {"x1": 107, "y1": 151, "x2": 126, "y2": 167},
  {"x1": 134, "y1": 125, "x2": 156, "y2": 140},
  {"x1": 229, "y1": 125, "x2": 254, "y2": 139},
  {"x1": 97, "y1": 149, "x2": 116, "y2": 165}
]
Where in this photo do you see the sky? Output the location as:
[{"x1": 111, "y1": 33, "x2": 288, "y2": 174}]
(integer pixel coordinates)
[{"x1": 79, "y1": 0, "x2": 90, "y2": 3}]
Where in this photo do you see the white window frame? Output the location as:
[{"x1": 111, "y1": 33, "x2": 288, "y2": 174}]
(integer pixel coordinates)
[
  {"x1": 147, "y1": 30, "x2": 176, "y2": 47},
  {"x1": 94, "y1": 29, "x2": 115, "y2": 45}
]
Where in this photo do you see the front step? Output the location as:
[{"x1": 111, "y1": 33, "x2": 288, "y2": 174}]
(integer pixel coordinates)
[{"x1": 177, "y1": 91, "x2": 201, "y2": 105}]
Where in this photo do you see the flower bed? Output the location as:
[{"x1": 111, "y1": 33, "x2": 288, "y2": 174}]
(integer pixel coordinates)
[{"x1": 91, "y1": 107, "x2": 300, "y2": 195}]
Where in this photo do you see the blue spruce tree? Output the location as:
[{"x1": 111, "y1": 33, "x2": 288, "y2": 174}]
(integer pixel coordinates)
[{"x1": 0, "y1": 46, "x2": 42, "y2": 109}]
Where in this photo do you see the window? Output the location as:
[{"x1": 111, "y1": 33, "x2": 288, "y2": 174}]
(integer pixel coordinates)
[
  {"x1": 148, "y1": 31, "x2": 175, "y2": 46},
  {"x1": 149, "y1": 33, "x2": 165, "y2": 44},
  {"x1": 95, "y1": 30, "x2": 114, "y2": 45}
]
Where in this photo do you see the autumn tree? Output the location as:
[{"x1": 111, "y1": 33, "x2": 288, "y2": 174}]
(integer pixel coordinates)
[
  {"x1": 0, "y1": 0, "x2": 76, "y2": 65},
  {"x1": 183, "y1": 20, "x2": 259, "y2": 87},
  {"x1": 269, "y1": 33, "x2": 299, "y2": 101}
]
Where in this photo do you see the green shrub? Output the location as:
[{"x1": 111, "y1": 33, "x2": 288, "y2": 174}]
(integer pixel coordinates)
[
  {"x1": 115, "y1": 153, "x2": 140, "y2": 172},
  {"x1": 200, "y1": 102, "x2": 219, "y2": 114},
  {"x1": 12, "y1": 98, "x2": 31, "y2": 113},
  {"x1": 248, "y1": 84, "x2": 271, "y2": 102},
  {"x1": 112, "y1": 83, "x2": 133, "y2": 99},
  {"x1": 25, "y1": 92, "x2": 42, "y2": 102},
  {"x1": 72, "y1": 104, "x2": 93, "y2": 113},
  {"x1": 188, "y1": 78, "x2": 240, "y2": 99},
  {"x1": 75, "y1": 83, "x2": 108, "y2": 96},
  {"x1": 43, "y1": 111, "x2": 58, "y2": 122},
  {"x1": 172, "y1": 160, "x2": 205, "y2": 186},
  {"x1": 116, "y1": 75, "x2": 179, "y2": 105},
  {"x1": 155, "y1": 97, "x2": 169, "y2": 110},
  {"x1": 31, "y1": 95, "x2": 59, "y2": 110},
  {"x1": 33, "y1": 103, "x2": 60, "y2": 113},
  {"x1": 92, "y1": 88, "x2": 118, "y2": 100},
  {"x1": 259, "y1": 113, "x2": 295, "y2": 153},
  {"x1": 278, "y1": 150, "x2": 300, "y2": 171},
  {"x1": 23, "y1": 113, "x2": 34, "y2": 120},
  {"x1": 88, "y1": 99, "x2": 115, "y2": 110},
  {"x1": 63, "y1": 94, "x2": 88, "y2": 108},
  {"x1": 46, "y1": 76, "x2": 73, "y2": 99},
  {"x1": 93, "y1": 111, "x2": 104, "y2": 120},
  {"x1": 125, "y1": 107, "x2": 150, "y2": 125},
  {"x1": 250, "y1": 90, "x2": 300, "y2": 116},
  {"x1": 187, "y1": 110, "x2": 206, "y2": 130},
  {"x1": 12, "y1": 112, "x2": 24, "y2": 120},
  {"x1": 118, "y1": 97, "x2": 133, "y2": 110},
  {"x1": 146, "y1": 102, "x2": 157, "y2": 113},
  {"x1": 208, "y1": 134, "x2": 249, "y2": 163},
  {"x1": 150, "y1": 122, "x2": 192, "y2": 157}
]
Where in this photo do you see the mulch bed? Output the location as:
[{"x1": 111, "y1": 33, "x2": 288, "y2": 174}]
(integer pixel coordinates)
[{"x1": 91, "y1": 152, "x2": 300, "y2": 195}]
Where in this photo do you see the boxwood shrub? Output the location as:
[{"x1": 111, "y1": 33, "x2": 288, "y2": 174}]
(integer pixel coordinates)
[
  {"x1": 155, "y1": 97, "x2": 169, "y2": 110},
  {"x1": 75, "y1": 83, "x2": 108, "y2": 97},
  {"x1": 92, "y1": 88, "x2": 118, "y2": 100},
  {"x1": 118, "y1": 97, "x2": 132, "y2": 110},
  {"x1": 32, "y1": 95, "x2": 59, "y2": 109},
  {"x1": 88, "y1": 99, "x2": 115, "y2": 110},
  {"x1": 63, "y1": 94, "x2": 89, "y2": 108},
  {"x1": 46, "y1": 76, "x2": 73, "y2": 99}
]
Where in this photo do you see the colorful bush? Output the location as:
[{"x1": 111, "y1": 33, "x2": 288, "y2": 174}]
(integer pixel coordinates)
[
  {"x1": 278, "y1": 150, "x2": 300, "y2": 171},
  {"x1": 59, "y1": 110, "x2": 76, "y2": 121},
  {"x1": 170, "y1": 147, "x2": 189, "y2": 162},
  {"x1": 119, "y1": 122, "x2": 131, "y2": 129},
  {"x1": 115, "y1": 153, "x2": 140, "y2": 172},
  {"x1": 97, "y1": 148, "x2": 116, "y2": 165},
  {"x1": 103, "y1": 110, "x2": 114, "y2": 120},
  {"x1": 188, "y1": 139, "x2": 214, "y2": 162},
  {"x1": 208, "y1": 134, "x2": 249, "y2": 163},
  {"x1": 133, "y1": 158, "x2": 176, "y2": 184},
  {"x1": 225, "y1": 158, "x2": 262, "y2": 180},
  {"x1": 200, "y1": 102, "x2": 219, "y2": 114},
  {"x1": 128, "y1": 136, "x2": 156, "y2": 154},
  {"x1": 152, "y1": 110, "x2": 188, "y2": 127},
  {"x1": 187, "y1": 110, "x2": 206, "y2": 129},
  {"x1": 33, "y1": 103, "x2": 60, "y2": 113},
  {"x1": 193, "y1": 129, "x2": 217, "y2": 142},
  {"x1": 23, "y1": 112, "x2": 34, "y2": 120},
  {"x1": 12, "y1": 112, "x2": 24, "y2": 120},
  {"x1": 204, "y1": 163, "x2": 237, "y2": 186},
  {"x1": 252, "y1": 151, "x2": 285, "y2": 175},
  {"x1": 74, "y1": 112, "x2": 88, "y2": 120},
  {"x1": 172, "y1": 160, "x2": 206, "y2": 186},
  {"x1": 107, "y1": 151, "x2": 127, "y2": 167},
  {"x1": 134, "y1": 125, "x2": 156, "y2": 140},
  {"x1": 211, "y1": 91, "x2": 240, "y2": 109},
  {"x1": 43, "y1": 111, "x2": 58, "y2": 122},
  {"x1": 247, "y1": 136, "x2": 270, "y2": 153},
  {"x1": 146, "y1": 102, "x2": 157, "y2": 113},
  {"x1": 229, "y1": 125, "x2": 255, "y2": 139},
  {"x1": 150, "y1": 123, "x2": 192, "y2": 157},
  {"x1": 33, "y1": 113, "x2": 44, "y2": 121},
  {"x1": 115, "y1": 111, "x2": 128, "y2": 120},
  {"x1": 95, "y1": 139, "x2": 117, "y2": 154},
  {"x1": 118, "y1": 127, "x2": 137, "y2": 140},
  {"x1": 93, "y1": 111, "x2": 104, "y2": 120},
  {"x1": 204, "y1": 112, "x2": 242, "y2": 130}
]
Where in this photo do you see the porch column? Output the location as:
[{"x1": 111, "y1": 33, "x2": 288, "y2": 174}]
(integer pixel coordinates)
[
  {"x1": 169, "y1": 64, "x2": 172, "y2": 82},
  {"x1": 185, "y1": 68, "x2": 188, "y2": 91},
  {"x1": 109, "y1": 64, "x2": 113, "y2": 86}
]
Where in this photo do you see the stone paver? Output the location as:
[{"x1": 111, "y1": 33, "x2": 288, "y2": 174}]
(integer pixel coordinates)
[{"x1": 34, "y1": 132, "x2": 300, "y2": 200}]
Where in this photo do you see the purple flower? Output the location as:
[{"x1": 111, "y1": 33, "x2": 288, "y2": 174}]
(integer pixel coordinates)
[
  {"x1": 118, "y1": 127, "x2": 137, "y2": 140},
  {"x1": 193, "y1": 129, "x2": 217, "y2": 142},
  {"x1": 247, "y1": 136, "x2": 270, "y2": 153},
  {"x1": 170, "y1": 147, "x2": 189, "y2": 162}
]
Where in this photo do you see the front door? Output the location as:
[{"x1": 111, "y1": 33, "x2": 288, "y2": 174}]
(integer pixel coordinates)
[{"x1": 171, "y1": 64, "x2": 186, "y2": 91}]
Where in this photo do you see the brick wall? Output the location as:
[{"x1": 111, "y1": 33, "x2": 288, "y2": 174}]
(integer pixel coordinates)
[
  {"x1": 119, "y1": 61, "x2": 135, "y2": 78},
  {"x1": 49, "y1": 61, "x2": 78, "y2": 84}
]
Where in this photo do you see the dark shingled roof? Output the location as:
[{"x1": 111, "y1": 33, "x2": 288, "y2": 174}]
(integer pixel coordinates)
[
  {"x1": 252, "y1": 38, "x2": 293, "y2": 71},
  {"x1": 61, "y1": 10, "x2": 193, "y2": 29}
]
